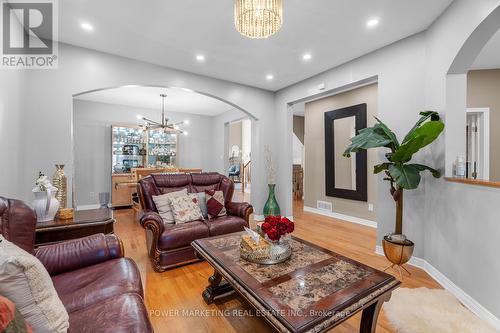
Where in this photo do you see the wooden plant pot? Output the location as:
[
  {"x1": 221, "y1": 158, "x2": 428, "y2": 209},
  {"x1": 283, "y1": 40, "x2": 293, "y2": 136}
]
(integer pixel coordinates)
[{"x1": 382, "y1": 235, "x2": 414, "y2": 265}]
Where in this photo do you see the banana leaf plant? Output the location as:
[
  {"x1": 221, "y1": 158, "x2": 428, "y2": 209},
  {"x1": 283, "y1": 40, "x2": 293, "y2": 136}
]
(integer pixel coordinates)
[{"x1": 343, "y1": 111, "x2": 444, "y2": 238}]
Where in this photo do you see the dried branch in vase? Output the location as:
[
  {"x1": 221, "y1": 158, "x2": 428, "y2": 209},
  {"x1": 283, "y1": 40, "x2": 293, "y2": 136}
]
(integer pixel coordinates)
[{"x1": 265, "y1": 145, "x2": 276, "y2": 184}]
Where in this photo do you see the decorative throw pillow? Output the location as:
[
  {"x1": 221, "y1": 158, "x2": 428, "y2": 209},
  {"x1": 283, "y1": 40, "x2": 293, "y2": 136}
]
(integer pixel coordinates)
[
  {"x1": 196, "y1": 192, "x2": 208, "y2": 219},
  {"x1": 170, "y1": 194, "x2": 204, "y2": 224},
  {"x1": 0, "y1": 236, "x2": 69, "y2": 333},
  {"x1": 0, "y1": 295, "x2": 33, "y2": 333},
  {"x1": 152, "y1": 188, "x2": 188, "y2": 224},
  {"x1": 205, "y1": 190, "x2": 227, "y2": 218}
]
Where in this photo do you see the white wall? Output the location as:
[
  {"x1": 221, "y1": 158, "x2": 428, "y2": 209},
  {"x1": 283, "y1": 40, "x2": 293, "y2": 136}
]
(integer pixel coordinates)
[
  {"x1": 14, "y1": 43, "x2": 274, "y2": 214},
  {"x1": 73, "y1": 99, "x2": 217, "y2": 206},
  {"x1": 0, "y1": 71, "x2": 25, "y2": 198}
]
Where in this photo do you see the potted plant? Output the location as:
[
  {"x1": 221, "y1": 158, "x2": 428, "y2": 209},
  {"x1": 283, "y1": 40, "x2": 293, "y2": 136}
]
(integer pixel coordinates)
[{"x1": 343, "y1": 111, "x2": 444, "y2": 267}]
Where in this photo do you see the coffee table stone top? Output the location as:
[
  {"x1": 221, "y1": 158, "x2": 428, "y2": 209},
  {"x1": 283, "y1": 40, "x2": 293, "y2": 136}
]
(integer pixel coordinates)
[{"x1": 194, "y1": 232, "x2": 399, "y2": 333}]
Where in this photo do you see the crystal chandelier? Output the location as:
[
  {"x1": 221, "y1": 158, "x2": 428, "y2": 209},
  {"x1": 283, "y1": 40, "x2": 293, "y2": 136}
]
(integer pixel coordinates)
[
  {"x1": 137, "y1": 94, "x2": 188, "y2": 135},
  {"x1": 234, "y1": 0, "x2": 283, "y2": 39}
]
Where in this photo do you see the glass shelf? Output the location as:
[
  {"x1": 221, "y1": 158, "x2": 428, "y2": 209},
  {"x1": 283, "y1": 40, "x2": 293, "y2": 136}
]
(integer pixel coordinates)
[
  {"x1": 111, "y1": 125, "x2": 179, "y2": 173},
  {"x1": 113, "y1": 154, "x2": 147, "y2": 156}
]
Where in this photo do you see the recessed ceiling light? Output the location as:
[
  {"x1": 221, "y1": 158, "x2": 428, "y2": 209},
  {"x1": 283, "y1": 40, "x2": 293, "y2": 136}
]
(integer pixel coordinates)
[
  {"x1": 196, "y1": 54, "x2": 205, "y2": 62},
  {"x1": 366, "y1": 18, "x2": 379, "y2": 28},
  {"x1": 266, "y1": 74, "x2": 274, "y2": 80},
  {"x1": 80, "y1": 22, "x2": 94, "y2": 31},
  {"x1": 302, "y1": 53, "x2": 312, "y2": 61}
]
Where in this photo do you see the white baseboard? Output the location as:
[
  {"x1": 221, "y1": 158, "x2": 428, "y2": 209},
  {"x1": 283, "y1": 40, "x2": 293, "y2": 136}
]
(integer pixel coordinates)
[
  {"x1": 375, "y1": 246, "x2": 500, "y2": 330},
  {"x1": 303, "y1": 206, "x2": 377, "y2": 228},
  {"x1": 76, "y1": 204, "x2": 101, "y2": 210}
]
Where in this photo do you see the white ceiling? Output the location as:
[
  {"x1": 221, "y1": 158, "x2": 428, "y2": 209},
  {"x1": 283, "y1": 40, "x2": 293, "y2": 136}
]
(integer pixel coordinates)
[
  {"x1": 472, "y1": 28, "x2": 500, "y2": 70},
  {"x1": 58, "y1": 0, "x2": 453, "y2": 91},
  {"x1": 75, "y1": 86, "x2": 235, "y2": 116}
]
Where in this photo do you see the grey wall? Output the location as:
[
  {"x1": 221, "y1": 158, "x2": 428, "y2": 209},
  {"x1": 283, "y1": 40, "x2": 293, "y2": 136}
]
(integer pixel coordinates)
[
  {"x1": 276, "y1": 0, "x2": 500, "y2": 321},
  {"x1": 73, "y1": 99, "x2": 217, "y2": 206},
  {"x1": 228, "y1": 120, "x2": 243, "y2": 155},
  {"x1": 423, "y1": 0, "x2": 500, "y2": 320},
  {"x1": 4, "y1": 0, "x2": 500, "y2": 322},
  {"x1": 211, "y1": 109, "x2": 248, "y2": 176},
  {"x1": 13, "y1": 43, "x2": 274, "y2": 215},
  {"x1": 0, "y1": 71, "x2": 25, "y2": 198},
  {"x1": 293, "y1": 116, "x2": 305, "y2": 144},
  {"x1": 303, "y1": 84, "x2": 378, "y2": 221},
  {"x1": 467, "y1": 69, "x2": 500, "y2": 180},
  {"x1": 275, "y1": 33, "x2": 427, "y2": 251}
]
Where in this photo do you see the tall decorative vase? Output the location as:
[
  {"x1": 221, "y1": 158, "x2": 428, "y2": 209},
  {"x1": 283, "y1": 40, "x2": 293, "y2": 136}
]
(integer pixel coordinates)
[
  {"x1": 263, "y1": 184, "x2": 280, "y2": 217},
  {"x1": 52, "y1": 164, "x2": 67, "y2": 208},
  {"x1": 32, "y1": 189, "x2": 60, "y2": 222}
]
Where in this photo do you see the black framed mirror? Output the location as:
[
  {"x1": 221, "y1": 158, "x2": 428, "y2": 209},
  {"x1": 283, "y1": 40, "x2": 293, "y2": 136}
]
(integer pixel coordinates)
[{"x1": 324, "y1": 103, "x2": 367, "y2": 201}]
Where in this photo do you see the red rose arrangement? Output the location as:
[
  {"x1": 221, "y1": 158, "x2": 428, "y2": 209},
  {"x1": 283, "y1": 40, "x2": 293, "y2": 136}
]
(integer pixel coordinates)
[{"x1": 261, "y1": 216, "x2": 294, "y2": 242}]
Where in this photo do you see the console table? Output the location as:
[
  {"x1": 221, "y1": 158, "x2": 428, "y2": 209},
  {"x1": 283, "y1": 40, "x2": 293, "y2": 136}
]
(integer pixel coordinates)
[{"x1": 35, "y1": 208, "x2": 115, "y2": 246}]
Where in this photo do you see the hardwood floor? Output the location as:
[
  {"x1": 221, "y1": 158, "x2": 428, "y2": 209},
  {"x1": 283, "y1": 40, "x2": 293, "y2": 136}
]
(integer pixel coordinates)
[{"x1": 114, "y1": 199, "x2": 441, "y2": 332}]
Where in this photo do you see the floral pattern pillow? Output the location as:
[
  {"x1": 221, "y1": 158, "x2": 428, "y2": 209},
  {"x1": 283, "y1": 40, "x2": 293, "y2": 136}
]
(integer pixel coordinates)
[
  {"x1": 152, "y1": 189, "x2": 188, "y2": 224},
  {"x1": 170, "y1": 194, "x2": 204, "y2": 224}
]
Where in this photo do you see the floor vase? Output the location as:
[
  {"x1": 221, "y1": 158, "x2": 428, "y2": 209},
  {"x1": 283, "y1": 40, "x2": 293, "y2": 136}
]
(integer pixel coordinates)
[{"x1": 263, "y1": 184, "x2": 280, "y2": 217}]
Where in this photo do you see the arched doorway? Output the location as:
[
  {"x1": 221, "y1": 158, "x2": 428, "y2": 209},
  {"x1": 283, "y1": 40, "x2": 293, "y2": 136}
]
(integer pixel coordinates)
[
  {"x1": 71, "y1": 84, "x2": 257, "y2": 209},
  {"x1": 445, "y1": 5, "x2": 500, "y2": 178}
]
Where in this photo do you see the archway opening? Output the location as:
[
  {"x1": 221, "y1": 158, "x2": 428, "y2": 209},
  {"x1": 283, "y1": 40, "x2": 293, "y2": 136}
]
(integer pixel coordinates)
[
  {"x1": 445, "y1": 5, "x2": 500, "y2": 182},
  {"x1": 71, "y1": 84, "x2": 256, "y2": 209}
]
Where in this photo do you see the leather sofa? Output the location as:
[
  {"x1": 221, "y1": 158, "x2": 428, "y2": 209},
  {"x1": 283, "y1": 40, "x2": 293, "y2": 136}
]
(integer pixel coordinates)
[
  {"x1": 0, "y1": 197, "x2": 153, "y2": 333},
  {"x1": 137, "y1": 172, "x2": 253, "y2": 272}
]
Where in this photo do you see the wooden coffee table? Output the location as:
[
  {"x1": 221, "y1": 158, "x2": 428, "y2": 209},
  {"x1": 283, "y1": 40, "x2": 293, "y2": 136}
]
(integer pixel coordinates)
[
  {"x1": 192, "y1": 232, "x2": 400, "y2": 333},
  {"x1": 35, "y1": 208, "x2": 115, "y2": 246}
]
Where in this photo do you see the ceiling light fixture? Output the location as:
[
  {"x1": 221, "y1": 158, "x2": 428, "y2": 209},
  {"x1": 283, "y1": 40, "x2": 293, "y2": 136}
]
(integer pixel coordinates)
[
  {"x1": 302, "y1": 53, "x2": 312, "y2": 61},
  {"x1": 266, "y1": 74, "x2": 274, "y2": 80},
  {"x1": 234, "y1": 0, "x2": 283, "y2": 39},
  {"x1": 137, "y1": 94, "x2": 188, "y2": 134},
  {"x1": 80, "y1": 22, "x2": 94, "y2": 31},
  {"x1": 366, "y1": 18, "x2": 379, "y2": 28},
  {"x1": 196, "y1": 54, "x2": 205, "y2": 62}
]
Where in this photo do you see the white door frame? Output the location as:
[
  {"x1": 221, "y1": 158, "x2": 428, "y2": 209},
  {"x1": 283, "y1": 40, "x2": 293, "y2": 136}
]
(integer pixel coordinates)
[{"x1": 466, "y1": 107, "x2": 490, "y2": 180}]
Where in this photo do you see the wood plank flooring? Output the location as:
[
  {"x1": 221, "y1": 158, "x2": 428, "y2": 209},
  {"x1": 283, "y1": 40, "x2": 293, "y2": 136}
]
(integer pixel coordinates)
[{"x1": 114, "y1": 197, "x2": 441, "y2": 332}]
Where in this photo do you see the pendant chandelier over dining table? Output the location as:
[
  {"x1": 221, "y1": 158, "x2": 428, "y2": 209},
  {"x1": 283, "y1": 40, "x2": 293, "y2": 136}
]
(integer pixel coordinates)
[
  {"x1": 137, "y1": 94, "x2": 188, "y2": 135},
  {"x1": 234, "y1": 0, "x2": 283, "y2": 39}
]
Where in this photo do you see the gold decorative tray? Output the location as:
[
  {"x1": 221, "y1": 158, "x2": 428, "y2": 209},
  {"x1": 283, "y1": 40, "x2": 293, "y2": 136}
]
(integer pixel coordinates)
[{"x1": 240, "y1": 235, "x2": 292, "y2": 265}]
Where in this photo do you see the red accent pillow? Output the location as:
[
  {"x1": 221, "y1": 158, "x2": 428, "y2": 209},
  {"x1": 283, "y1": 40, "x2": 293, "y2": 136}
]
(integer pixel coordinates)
[
  {"x1": 0, "y1": 295, "x2": 33, "y2": 333},
  {"x1": 205, "y1": 190, "x2": 227, "y2": 218}
]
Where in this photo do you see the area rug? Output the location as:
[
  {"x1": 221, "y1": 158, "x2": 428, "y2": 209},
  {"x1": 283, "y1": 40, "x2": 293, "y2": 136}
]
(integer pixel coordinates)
[{"x1": 383, "y1": 287, "x2": 498, "y2": 333}]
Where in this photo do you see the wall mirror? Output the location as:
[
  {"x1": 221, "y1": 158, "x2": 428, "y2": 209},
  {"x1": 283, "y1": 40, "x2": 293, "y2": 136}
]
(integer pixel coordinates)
[{"x1": 324, "y1": 104, "x2": 367, "y2": 201}]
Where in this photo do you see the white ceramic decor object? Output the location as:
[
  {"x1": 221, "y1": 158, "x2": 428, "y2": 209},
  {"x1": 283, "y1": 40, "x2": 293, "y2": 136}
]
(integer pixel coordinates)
[{"x1": 32, "y1": 188, "x2": 59, "y2": 222}]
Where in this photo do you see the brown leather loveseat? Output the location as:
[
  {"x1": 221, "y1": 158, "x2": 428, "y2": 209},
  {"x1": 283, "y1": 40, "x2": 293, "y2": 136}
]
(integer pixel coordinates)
[
  {"x1": 137, "y1": 172, "x2": 253, "y2": 272},
  {"x1": 0, "y1": 197, "x2": 153, "y2": 333}
]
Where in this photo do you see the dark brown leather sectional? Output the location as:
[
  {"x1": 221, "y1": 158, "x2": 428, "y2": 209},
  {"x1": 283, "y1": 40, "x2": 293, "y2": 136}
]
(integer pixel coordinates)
[
  {"x1": 137, "y1": 172, "x2": 253, "y2": 272},
  {"x1": 0, "y1": 197, "x2": 153, "y2": 333}
]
